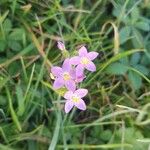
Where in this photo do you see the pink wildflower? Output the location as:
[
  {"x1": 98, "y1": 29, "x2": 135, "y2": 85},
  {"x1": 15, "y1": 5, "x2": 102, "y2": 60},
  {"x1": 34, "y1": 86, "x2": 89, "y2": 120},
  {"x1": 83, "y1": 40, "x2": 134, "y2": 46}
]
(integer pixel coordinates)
[
  {"x1": 51, "y1": 59, "x2": 76, "y2": 91},
  {"x1": 70, "y1": 46, "x2": 99, "y2": 77},
  {"x1": 64, "y1": 89, "x2": 88, "y2": 113}
]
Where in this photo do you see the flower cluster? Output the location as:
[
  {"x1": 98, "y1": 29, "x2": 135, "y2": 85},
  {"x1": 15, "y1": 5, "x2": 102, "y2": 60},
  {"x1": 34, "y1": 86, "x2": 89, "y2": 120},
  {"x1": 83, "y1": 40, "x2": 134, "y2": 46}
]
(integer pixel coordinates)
[{"x1": 51, "y1": 42, "x2": 98, "y2": 113}]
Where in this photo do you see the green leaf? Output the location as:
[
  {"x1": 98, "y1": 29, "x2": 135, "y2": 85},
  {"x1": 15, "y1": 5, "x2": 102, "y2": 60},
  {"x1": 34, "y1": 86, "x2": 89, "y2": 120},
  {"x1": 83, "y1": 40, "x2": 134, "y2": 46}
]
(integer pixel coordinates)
[
  {"x1": 8, "y1": 40, "x2": 22, "y2": 51},
  {"x1": 135, "y1": 21, "x2": 150, "y2": 31},
  {"x1": 120, "y1": 56, "x2": 129, "y2": 65},
  {"x1": 132, "y1": 28, "x2": 144, "y2": 48},
  {"x1": 8, "y1": 61, "x2": 21, "y2": 76},
  {"x1": 105, "y1": 62, "x2": 128, "y2": 75},
  {"x1": 131, "y1": 7, "x2": 140, "y2": 23},
  {"x1": 0, "y1": 95, "x2": 7, "y2": 106},
  {"x1": 9, "y1": 28, "x2": 25, "y2": 41},
  {"x1": 112, "y1": 4, "x2": 130, "y2": 24},
  {"x1": 128, "y1": 70, "x2": 142, "y2": 90},
  {"x1": 141, "y1": 54, "x2": 150, "y2": 65},
  {"x1": 134, "y1": 65, "x2": 149, "y2": 75},
  {"x1": 119, "y1": 26, "x2": 131, "y2": 44},
  {"x1": 130, "y1": 52, "x2": 140, "y2": 65},
  {"x1": 3, "y1": 19, "x2": 12, "y2": 34},
  {"x1": 100, "y1": 130, "x2": 112, "y2": 141},
  {"x1": 0, "y1": 40, "x2": 7, "y2": 52},
  {"x1": 16, "y1": 85, "x2": 25, "y2": 116}
]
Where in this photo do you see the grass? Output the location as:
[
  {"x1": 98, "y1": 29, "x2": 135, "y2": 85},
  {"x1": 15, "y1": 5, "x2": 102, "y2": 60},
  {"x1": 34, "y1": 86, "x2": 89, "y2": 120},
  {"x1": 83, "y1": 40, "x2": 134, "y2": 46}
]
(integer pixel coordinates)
[{"x1": 0, "y1": 0, "x2": 150, "y2": 150}]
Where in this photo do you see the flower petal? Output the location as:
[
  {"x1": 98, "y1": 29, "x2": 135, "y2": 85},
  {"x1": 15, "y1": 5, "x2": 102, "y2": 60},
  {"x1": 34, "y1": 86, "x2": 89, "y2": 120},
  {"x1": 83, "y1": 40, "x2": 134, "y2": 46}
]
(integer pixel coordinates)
[
  {"x1": 51, "y1": 66, "x2": 63, "y2": 77},
  {"x1": 75, "y1": 74, "x2": 86, "y2": 83},
  {"x1": 53, "y1": 77, "x2": 64, "y2": 89},
  {"x1": 65, "y1": 80, "x2": 76, "y2": 91},
  {"x1": 65, "y1": 100, "x2": 74, "y2": 113},
  {"x1": 70, "y1": 69, "x2": 76, "y2": 80},
  {"x1": 62, "y1": 58, "x2": 71, "y2": 71},
  {"x1": 75, "y1": 89, "x2": 88, "y2": 98},
  {"x1": 64, "y1": 91, "x2": 73, "y2": 99},
  {"x1": 74, "y1": 99, "x2": 86, "y2": 110},
  {"x1": 85, "y1": 61, "x2": 96, "y2": 72},
  {"x1": 78, "y1": 46, "x2": 88, "y2": 56},
  {"x1": 57, "y1": 41, "x2": 65, "y2": 51},
  {"x1": 70, "y1": 56, "x2": 80, "y2": 65},
  {"x1": 87, "y1": 52, "x2": 99, "y2": 60},
  {"x1": 76, "y1": 64, "x2": 84, "y2": 77}
]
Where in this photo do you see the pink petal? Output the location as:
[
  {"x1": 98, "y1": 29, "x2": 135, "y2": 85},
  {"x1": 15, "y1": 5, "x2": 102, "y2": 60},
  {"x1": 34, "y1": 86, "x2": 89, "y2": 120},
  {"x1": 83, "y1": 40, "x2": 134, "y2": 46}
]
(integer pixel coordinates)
[
  {"x1": 65, "y1": 100, "x2": 74, "y2": 113},
  {"x1": 74, "y1": 99, "x2": 86, "y2": 110},
  {"x1": 51, "y1": 66, "x2": 63, "y2": 77},
  {"x1": 70, "y1": 56, "x2": 80, "y2": 65},
  {"x1": 78, "y1": 46, "x2": 88, "y2": 56},
  {"x1": 75, "y1": 74, "x2": 86, "y2": 83},
  {"x1": 65, "y1": 80, "x2": 76, "y2": 91},
  {"x1": 64, "y1": 91, "x2": 73, "y2": 99},
  {"x1": 57, "y1": 41, "x2": 65, "y2": 51},
  {"x1": 85, "y1": 61, "x2": 96, "y2": 72},
  {"x1": 87, "y1": 52, "x2": 99, "y2": 60},
  {"x1": 74, "y1": 89, "x2": 88, "y2": 98},
  {"x1": 62, "y1": 58, "x2": 71, "y2": 71},
  {"x1": 53, "y1": 77, "x2": 64, "y2": 89},
  {"x1": 70, "y1": 69, "x2": 76, "y2": 80},
  {"x1": 76, "y1": 64, "x2": 84, "y2": 77}
]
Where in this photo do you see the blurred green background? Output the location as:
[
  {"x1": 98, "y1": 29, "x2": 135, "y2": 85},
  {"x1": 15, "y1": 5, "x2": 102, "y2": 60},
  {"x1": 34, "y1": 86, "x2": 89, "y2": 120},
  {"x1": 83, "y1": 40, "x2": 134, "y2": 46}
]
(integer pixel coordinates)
[{"x1": 0, "y1": 0, "x2": 150, "y2": 149}]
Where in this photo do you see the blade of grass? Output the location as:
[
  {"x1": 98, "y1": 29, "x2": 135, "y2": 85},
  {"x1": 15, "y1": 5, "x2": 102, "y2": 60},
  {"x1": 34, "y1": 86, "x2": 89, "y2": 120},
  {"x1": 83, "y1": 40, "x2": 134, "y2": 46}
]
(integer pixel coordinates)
[
  {"x1": 48, "y1": 97, "x2": 61, "y2": 150},
  {"x1": 85, "y1": 49, "x2": 145, "y2": 86},
  {"x1": 0, "y1": 127, "x2": 8, "y2": 143},
  {"x1": 5, "y1": 87, "x2": 22, "y2": 131},
  {"x1": 0, "y1": 10, "x2": 9, "y2": 39},
  {"x1": 101, "y1": 21, "x2": 120, "y2": 55},
  {"x1": 24, "y1": 63, "x2": 35, "y2": 103},
  {"x1": 16, "y1": 84, "x2": 25, "y2": 116},
  {"x1": 64, "y1": 121, "x2": 122, "y2": 128},
  {"x1": 57, "y1": 143, "x2": 133, "y2": 149},
  {"x1": 20, "y1": 56, "x2": 28, "y2": 82}
]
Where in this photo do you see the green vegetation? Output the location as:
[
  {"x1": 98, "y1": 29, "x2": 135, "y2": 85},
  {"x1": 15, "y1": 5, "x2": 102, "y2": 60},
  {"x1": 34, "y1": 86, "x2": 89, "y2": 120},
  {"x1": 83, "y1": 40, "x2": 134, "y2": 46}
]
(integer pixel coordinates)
[{"x1": 0, "y1": 0, "x2": 150, "y2": 149}]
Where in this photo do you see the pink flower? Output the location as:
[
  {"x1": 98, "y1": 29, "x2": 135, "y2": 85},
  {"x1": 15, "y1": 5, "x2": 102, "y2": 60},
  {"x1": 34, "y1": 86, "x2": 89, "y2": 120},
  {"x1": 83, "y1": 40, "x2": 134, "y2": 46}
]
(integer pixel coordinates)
[
  {"x1": 70, "y1": 46, "x2": 99, "y2": 77},
  {"x1": 57, "y1": 41, "x2": 65, "y2": 51},
  {"x1": 51, "y1": 59, "x2": 76, "y2": 91},
  {"x1": 64, "y1": 89, "x2": 88, "y2": 113}
]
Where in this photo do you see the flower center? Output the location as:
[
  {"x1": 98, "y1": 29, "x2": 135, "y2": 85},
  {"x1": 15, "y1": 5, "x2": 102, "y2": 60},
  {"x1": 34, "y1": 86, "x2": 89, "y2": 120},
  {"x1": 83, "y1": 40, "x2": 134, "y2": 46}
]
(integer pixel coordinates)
[
  {"x1": 81, "y1": 57, "x2": 89, "y2": 65},
  {"x1": 72, "y1": 96, "x2": 80, "y2": 103},
  {"x1": 63, "y1": 72, "x2": 71, "y2": 81}
]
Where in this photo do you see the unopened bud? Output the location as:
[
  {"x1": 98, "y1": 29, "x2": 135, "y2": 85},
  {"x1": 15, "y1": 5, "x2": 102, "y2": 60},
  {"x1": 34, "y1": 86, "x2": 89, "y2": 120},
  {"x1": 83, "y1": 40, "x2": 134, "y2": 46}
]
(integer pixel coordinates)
[{"x1": 57, "y1": 41, "x2": 65, "y2": 51}]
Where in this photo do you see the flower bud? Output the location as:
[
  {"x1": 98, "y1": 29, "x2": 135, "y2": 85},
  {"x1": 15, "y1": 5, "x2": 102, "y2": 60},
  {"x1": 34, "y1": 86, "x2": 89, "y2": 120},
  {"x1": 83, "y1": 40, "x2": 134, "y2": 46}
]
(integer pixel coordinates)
[{"x1": 57, "y1": 41, "x2": 65, "y2": 51}]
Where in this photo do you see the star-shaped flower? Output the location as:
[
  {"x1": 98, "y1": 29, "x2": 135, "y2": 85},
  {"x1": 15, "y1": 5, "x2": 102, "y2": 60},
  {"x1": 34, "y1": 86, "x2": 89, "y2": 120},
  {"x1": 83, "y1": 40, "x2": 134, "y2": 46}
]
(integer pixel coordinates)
[
  {"x1": 51, "y1": 59, "x2": 76, "y2": 91},
  {"x1": 64, "y1": 89, "x2": 88, "y2": 113},
  {"x1": 70, "y1": 46, "x2": 99, "y2": 77}
]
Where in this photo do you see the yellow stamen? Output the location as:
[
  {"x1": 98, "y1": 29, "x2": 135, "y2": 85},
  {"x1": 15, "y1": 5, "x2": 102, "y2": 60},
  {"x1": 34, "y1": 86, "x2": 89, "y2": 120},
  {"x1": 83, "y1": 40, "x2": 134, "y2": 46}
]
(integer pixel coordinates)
[
  {"x1": 72, "y1": 96, "x2": 80, "y2": 103},
  {"x1": 63, "y1": 72, "x2": 71, "y2": 81},
  {"x1": 81, "y1": 57, "x2": 89, "y2": 65}
]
